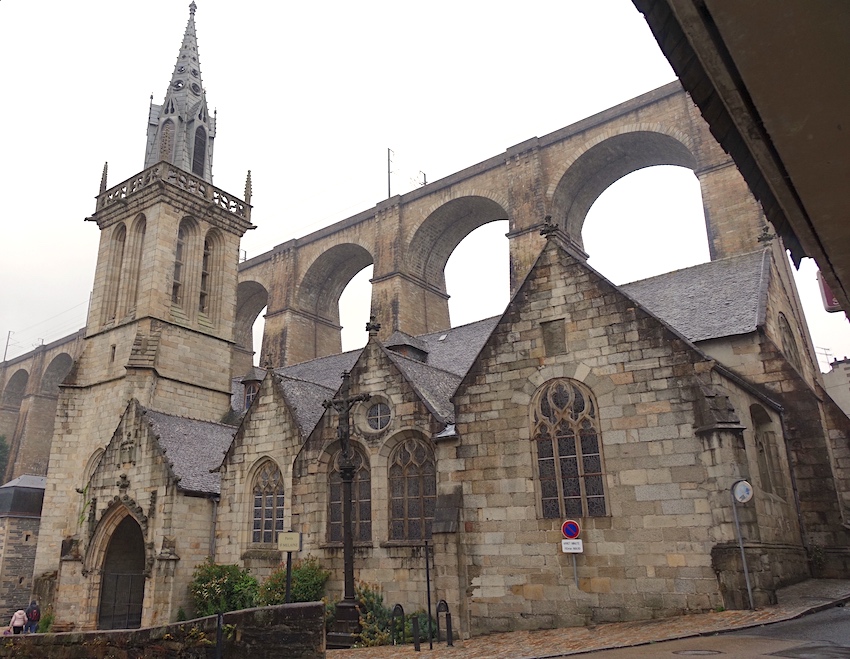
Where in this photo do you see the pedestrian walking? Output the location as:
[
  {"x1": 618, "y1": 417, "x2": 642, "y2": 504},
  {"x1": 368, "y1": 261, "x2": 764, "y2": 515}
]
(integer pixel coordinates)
[
  {"x1": 8, "y1": 608, "x2": 26, "y2": 635},
  {"x1": 24, "y1": 601, "x2": 40, "y2": 634}
]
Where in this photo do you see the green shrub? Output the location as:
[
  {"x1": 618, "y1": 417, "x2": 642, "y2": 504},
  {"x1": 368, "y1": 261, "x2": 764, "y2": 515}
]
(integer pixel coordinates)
[
  {"x1": 352, "y1": 582, "x2": 437, "y2": 647},
  {"x1": 188, "y1": 560, "x2": 259, "y2": 617},
  {"x1": 258, "y1": 555, "x2": 331, "y2": 605},
  {"x1": 37, "y1": 609, "x2": 54, "y2": 633},
  {"x1": 354, "y1": 582, "x2": 393, "y2": 647}
]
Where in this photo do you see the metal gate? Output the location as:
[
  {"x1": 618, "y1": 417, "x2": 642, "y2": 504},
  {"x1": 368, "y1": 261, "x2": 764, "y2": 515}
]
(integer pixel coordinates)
[{"x1": 98, "y1": 572, "x2": 145, "y2": 630}]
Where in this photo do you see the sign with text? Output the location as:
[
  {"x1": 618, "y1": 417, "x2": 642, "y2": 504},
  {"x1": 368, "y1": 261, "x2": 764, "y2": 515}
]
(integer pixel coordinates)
[
  {"x1": 277, "y1": 531, "x2": 302, "y2": 553},
  {"x1": 561, "y1": 539, "x2": 583, "y2": 554}
]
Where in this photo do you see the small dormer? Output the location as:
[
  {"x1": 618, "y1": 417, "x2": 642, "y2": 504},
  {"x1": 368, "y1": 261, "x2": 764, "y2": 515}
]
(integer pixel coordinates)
[{"x1": 384, "y1": 331, "x2": 429, "y2": 363}]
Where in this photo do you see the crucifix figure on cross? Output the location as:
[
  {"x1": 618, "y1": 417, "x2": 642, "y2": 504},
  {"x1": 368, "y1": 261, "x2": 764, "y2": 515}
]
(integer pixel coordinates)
[{"x1": 322, "y1": 364, "x2": 371, "y2": 642}]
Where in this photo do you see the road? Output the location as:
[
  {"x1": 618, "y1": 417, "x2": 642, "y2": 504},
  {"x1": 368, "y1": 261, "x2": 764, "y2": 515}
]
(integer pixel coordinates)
[{"x1": 571, "y1": 605, "x2": 850, "y2": 658}]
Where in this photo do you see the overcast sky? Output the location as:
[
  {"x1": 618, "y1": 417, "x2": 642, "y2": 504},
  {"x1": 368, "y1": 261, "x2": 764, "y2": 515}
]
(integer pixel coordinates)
[{"x1": 1, "y1": 1, "x2": 847, "y2": 371}]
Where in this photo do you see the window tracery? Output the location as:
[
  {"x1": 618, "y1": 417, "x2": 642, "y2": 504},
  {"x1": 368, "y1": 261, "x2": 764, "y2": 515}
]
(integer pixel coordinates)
[
  {"x1": 171, "y1": 223, "x2": 188, "y2": 306},
  {"x1": 199, "y1": 238, "x2": 211, "y2": 313},
  {"x1": 328, "y1": 447, "x2": 371, "y2": 543},
  {"x1": 251, "y1": 461, "x2": 284, "y2": 544},
  {"x1": 532, "y1": 378, "x2": 607, "y2": 518},
  {"x1": 388, "y1": 437, "x2": 436, "y2": 541}
]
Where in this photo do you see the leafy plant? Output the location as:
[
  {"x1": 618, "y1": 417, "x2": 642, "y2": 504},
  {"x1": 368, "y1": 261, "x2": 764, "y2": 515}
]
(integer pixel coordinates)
[
  {"x1": 352, "y1": 582, "x2": 437, "y2": 647},
  {"x1": 188, "y1": 560, "x2": 258, "y2": 617},
  {"x1": 37, "y1": 608, "x2": 54, "y2": 633},
  {"x1": 353, "y1": 582, "x2": 393, "y2": 647},
  {"x1": 405, "y1": 609, "x2": 437, "y2": 642},
  {"x1": 259, "y1": 556, "x2": 330, "y2": 605}
]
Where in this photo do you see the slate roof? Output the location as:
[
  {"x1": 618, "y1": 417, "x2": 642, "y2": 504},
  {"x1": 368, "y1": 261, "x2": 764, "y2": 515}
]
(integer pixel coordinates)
[
  {"x1": 405, "y1": 316, "x2": 500, "y2": 376},
  {"x1": 144, "y1": 410, "x2": 235, "y2": 495},
  {"x1": 222, "y1": 252, "x2": 769, "y2": 445},
  {"x1": 620, "y1": 250, "x2": 770, "y2": 343},
  {"x1": 384, "y1": 330, "x2": 429, "y2": 354},
  {"x1": 275, "y1": 375, "x2": 336, "y2": 437},
  {"x1": 1, "y1": 475, "x2": 46, "y2": 490},
  {"x1": 275, "y1": 350, "x2": 362, "y2": 390},
  {"x1": 384, "y1": 348, "x2": 463, "y2": 422}
]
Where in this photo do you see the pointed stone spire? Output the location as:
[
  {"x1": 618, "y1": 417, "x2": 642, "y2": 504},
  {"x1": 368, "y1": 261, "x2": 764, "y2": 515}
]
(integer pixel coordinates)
[
  {"x1": 143, "y1": 2, "x2": 216, "y2": 182},
  {"x1": 99, "y1": 162, "x2": 109, "y2": 193},
  {"x1": 244, "y1": 170, "x2": 253, "y2": 205}
]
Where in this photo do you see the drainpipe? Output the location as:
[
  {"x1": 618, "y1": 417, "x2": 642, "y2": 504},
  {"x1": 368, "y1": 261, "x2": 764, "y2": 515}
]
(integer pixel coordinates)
[{"x1": 209, "y1": 496, "x2": 219, "y2": 560}]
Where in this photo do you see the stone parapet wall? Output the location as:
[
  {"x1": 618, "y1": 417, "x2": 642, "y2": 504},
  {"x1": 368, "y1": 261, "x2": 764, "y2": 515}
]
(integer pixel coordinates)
[
  {"x1": 0, "y1": 603, "x2": 325, "y2": 659},
  {"x1": 711, "y1": 542, "x2": 809, "y2": 610}
]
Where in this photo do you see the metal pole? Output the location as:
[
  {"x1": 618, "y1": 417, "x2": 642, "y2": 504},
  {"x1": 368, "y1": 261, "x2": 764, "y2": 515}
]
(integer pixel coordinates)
[
  {"x1": 215, "y1": 612, "x2": 223, "y2": 659},
  {"x1": 387, "y1": 148, "x2": 392, "y2": 198},
  {"x1": 285, "y1": 549, "x2": 293, "y2": 603},
  {"x1": 731, "y1": 492, "x2": 755, "y2": 610},
  {"x1": 571, "y1": 554, "x2": 578, "y2": 588},
  {"x1": 424, "y1": 540, "x2": 433, "y2": 650},
  {"x1": 3, "y1": 331, "x2": 11, "y2": 362}
]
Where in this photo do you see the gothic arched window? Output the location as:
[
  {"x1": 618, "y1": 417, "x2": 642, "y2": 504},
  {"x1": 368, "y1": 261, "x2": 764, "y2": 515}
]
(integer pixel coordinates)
[
  {"x1": 171, "y1": 221, "x2": 190, "y2": 306},
  {"x1": 532, "y1": 378, "x2": 607, "y2": 519},
  {"x1": 251, "y1": 461, "x2": 284, "y2": 545},
  {"x1": 388, "y1": 437, "x2": 436, "y2": 542},
  {"x1": 778, "y1": 313, "x2": 803, "y2": 372},
  {"x1": 750, "y1": 404, "x2": 784, "y2": 498},
  {"x1": 199, "y1": 237, "x2": 212, "y2": 314},
  {"x1": 105, "y1": 224, "x2": 126, "y2": 322},
  {"x1": 328, "y1": 447, "x2": 371, "y2": 544},
  {"x1": 127, "y1": 215, "x2": 146, "y2": 314},
  {"x1": 192, "y1": 126, "x2": 206, "y2": 178}
]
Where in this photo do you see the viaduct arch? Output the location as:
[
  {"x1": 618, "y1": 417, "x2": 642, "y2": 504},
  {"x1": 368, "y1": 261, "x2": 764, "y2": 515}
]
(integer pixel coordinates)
[
  {"x1": 239, "y1": 82, "x2": 765, "y2": 367},
  {"x1": 0, "y1": 332, "x2": 82, "y2": 482}
]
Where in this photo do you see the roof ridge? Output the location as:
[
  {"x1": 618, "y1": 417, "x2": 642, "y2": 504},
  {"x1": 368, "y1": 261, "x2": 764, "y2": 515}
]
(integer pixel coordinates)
[{"x1": 142, "y1": 407, "x2": 235, "y2": 429}]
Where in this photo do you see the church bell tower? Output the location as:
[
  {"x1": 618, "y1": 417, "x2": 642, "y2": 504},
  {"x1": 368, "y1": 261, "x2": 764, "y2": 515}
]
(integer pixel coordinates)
[
  {"x1": 33, "y1": 2, "x2": 253, "y2": 593},
  {"x1": 82, "y1": 2, "x2": 253, "y2": 417}
]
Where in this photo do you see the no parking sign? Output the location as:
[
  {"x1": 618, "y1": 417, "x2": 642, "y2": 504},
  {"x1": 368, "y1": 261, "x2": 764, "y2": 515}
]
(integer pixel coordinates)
[{"x1": 561, "y1": 519, "x2": 583, "y2": 553}]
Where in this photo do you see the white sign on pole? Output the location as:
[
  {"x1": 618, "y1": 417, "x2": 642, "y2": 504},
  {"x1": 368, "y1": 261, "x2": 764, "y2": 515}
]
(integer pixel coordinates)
[
  {"x1": 561, "y1": 539, "x2": 583, "y2": 554},
  {"x1": 277, "y1": 531, "x2": 302, "y2": 553}
]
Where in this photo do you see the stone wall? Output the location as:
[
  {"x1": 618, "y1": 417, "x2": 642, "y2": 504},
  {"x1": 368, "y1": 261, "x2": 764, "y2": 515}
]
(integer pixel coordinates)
[
  {"x1": 447, "y1": 239, "x2": 808, "y2": 636},
  {"x1": 711, "y1": 543, "x2": 809, "y2": 609},
  {"x1": 0, "y1": 602, "x2": 325, "y2": 659},
  {"x1": 0, "y1": 515, "x2": 39, "y2": 620}
]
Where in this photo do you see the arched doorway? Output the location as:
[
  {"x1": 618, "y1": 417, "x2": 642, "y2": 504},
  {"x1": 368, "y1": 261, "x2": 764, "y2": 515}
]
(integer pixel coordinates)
[{"x1": 97, "y1": 515, "x2": 146, "y2": 629}]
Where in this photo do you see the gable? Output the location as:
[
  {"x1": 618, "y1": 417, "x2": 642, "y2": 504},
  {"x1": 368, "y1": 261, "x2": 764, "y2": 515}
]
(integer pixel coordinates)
[
  {"x1": 220, "y1": 369, "x2": 305, "y2": 471},
  {"x1": 457, "y1": 235, "x2": 710, "y2": 400}
]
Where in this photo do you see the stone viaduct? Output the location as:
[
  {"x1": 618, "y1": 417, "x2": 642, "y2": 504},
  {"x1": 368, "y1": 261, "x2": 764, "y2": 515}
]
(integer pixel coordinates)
[
  {"x1": 0, "y1": 332, "x2": 82, "y2": 481},
  {"x1": 234, "y1": 81, "x2": 765, "y2": 371},
  {"x1": 1, "y1": 81, "x2": 769, "y2": 480}
]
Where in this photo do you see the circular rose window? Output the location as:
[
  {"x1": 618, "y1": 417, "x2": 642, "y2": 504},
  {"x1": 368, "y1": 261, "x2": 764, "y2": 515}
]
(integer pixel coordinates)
[{"x1": 366, "y1": 402, "x2": 390, "y2": 431}]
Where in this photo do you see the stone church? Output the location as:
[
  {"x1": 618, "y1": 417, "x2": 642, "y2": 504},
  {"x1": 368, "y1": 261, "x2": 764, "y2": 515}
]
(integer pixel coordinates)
[{"x1": 2, "y1": 3, "x2": 849, "y2": 638}]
